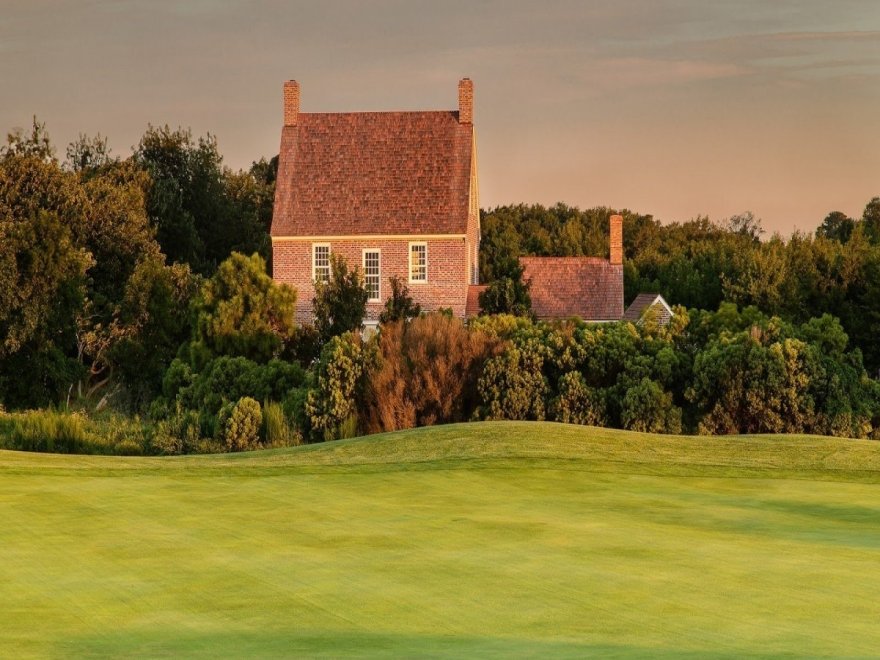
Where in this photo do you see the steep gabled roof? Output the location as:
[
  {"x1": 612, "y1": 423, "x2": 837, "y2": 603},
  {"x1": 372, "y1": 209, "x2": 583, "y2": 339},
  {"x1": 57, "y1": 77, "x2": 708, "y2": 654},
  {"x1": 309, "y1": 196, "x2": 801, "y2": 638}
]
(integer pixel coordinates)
[
  {"x1": 271, "y1": 111, "x2": 473, "y2": 237},
  {"x1": 623, "y1": 293, "x2": 674, "y2": 322},
  {"x1": 520, "y1": 256, "x2": 624, "y2": 321}
]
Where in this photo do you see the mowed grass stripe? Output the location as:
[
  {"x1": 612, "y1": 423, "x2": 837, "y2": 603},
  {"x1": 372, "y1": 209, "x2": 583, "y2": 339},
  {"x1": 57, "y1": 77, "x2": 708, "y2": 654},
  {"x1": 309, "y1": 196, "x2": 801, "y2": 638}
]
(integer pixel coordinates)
[{"x1": 1, "y1": 422, "x2": 879, "y2": 657}]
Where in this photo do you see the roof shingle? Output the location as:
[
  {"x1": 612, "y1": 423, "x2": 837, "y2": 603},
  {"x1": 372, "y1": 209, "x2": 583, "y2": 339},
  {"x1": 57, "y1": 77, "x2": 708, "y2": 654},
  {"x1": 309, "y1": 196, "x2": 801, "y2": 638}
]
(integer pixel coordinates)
[
  {"x1": 520, "y1": 256, "x2": 624, "y2": 321},
  {"x1": 271, "y1": 111, "x2": 473, "y2": 237}
]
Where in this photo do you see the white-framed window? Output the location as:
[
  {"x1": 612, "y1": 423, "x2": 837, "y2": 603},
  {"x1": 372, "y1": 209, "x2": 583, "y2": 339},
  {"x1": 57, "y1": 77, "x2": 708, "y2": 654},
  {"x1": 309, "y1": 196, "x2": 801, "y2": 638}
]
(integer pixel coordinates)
[
  {"x1": 363, "y1": 249, "x2": 380, "y2": 302},
  {"x1": 312, "y1": 243, "x2": 330, "y2": 283},
  {"x1": 409, "y1": 242, "x2": 427, "y2": 283}
]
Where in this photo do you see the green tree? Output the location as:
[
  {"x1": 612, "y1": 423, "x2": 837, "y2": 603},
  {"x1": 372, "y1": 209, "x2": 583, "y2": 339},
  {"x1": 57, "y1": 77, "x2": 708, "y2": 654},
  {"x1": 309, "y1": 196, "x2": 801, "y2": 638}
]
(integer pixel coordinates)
[
  {"x1": 304, "y1": 332, "x2": 375, "y2": 441},
  {"x1": 550, "y1": 371, "x2": 607, "y2": 426},
  {"x1": 109, "y1": 257, "x2": 199, "y2": 408},
  {"x1": 313, "y1": 254, "x2": 368, "y2": 343},
  {"x1": 478, "y1": 340, "x2": 547, "y2": 421},
  {"x1": 378, "y1": 276, "x2": 421, "y2": 324},
  {"x1": 0, "y1": 211, "x2": 91, "y2": 407},
  {"x1": 134, "y1": 126, "x2": 269, "y2": 274},
  {"x1": 65, "y1": 133, "x2": 115, "y2": 173},
  {"x1": 192, "y1": 252, "x2": 297, "y2": 364},
  {"x1": 816, "y1": 211, "x2": 855, "y2": 243},
  {"x1": 478, "y1": 262, "x2": 532, "y2": 317},
  {"x1": 621, "y1": 377, "x2": 682, "y2": 434},
  {"x1": 862, "y1": 197, "x2": 880, "y2": 245}
]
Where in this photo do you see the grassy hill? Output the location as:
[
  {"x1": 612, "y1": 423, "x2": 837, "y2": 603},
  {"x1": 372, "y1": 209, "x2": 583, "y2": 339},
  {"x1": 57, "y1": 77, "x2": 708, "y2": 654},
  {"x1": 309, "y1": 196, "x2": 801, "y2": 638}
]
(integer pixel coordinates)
[{"x1": 2, "y1": 422, "x2": 879, "y2": 657}]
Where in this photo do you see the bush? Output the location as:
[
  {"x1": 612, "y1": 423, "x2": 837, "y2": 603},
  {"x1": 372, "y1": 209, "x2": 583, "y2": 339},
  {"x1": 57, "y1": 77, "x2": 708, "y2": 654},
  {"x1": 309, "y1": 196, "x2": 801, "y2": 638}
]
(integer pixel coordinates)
[
  {"x1": 10, "y1": 410, "x2": 88, "y2": 453},
  {"x1": 364, "y1": 315, "x2": 502, "y2": 433},
  {"x1": 224, "y1": 397, "x2": 262, "y2": 451},
  {"x1": 551, "y1": 372, "x2": 607, "y2": 426},
  {"x1": 305, "y1": 332, "x2": 375, "y2": 441},
  {"x1": 176, "y1": 356, "x2": 305, "y2": 422},
  {"x1": 191, "y1": 252, "x2": 297, "y2": 363},
  {"x1": 478, "y1": 268, "x2": 532, "y2": 318},
  {"x1": 379, "y1": 276, "x2": 421, "y2": 324},
  {"x1": 114, "y1": 438, "x2": 144, "y2": 456},
  {"x1": 621, "y1": 377, "x2": 682, "y2": 434},
  {"x1": 148, "y1": 404, "x2": 201, "y2": 455},
  {"x1": 478, "y1": 340, "x2": 548, "y2": 421},
  {"x1": 262, "y1": 400, "x2": 299, "y2": 448}
]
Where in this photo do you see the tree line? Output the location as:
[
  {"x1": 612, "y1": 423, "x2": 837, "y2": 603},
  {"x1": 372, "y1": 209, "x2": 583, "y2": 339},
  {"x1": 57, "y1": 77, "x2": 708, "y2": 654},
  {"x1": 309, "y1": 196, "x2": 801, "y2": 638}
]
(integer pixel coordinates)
[
  {"x1": 480, "y1": 202, "x2": 880, "y2": 373},
  {"x1": 1, "y1": 118, "x2": 878, "y2": 453}
]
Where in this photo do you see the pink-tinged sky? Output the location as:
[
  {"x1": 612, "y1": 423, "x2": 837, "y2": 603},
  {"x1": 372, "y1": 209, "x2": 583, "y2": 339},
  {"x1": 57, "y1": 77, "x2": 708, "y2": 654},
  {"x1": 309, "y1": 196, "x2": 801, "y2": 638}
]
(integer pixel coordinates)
[{"x1": 2, "y1": 0, "x2": 879, "y2": 234}]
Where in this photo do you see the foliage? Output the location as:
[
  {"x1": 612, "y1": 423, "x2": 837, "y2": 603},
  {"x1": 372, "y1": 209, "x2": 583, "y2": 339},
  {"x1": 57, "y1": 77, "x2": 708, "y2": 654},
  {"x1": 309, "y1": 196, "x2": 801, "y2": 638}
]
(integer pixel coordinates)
[
  {"x1": 478, "y1": 340, "x2": 548, "y2": 421},
  {"x1": 621, "y1": 377, "x2": 682, "y2": 434},
  {"x1": 304, "y1": 332, "x2": 375, "y2": 441},
  {"x1": 1, "y1": 409, "x2": 149, "y2": 455},
  {"x1": 109, "y1": 257, "x2": 199, "y2": 408},
  {"x1": 686, "y1": 307, "x2": 876, "y2": 437},
  {"x1": 9, "y1": 409, "x2": 87, "y2": 453},
  {"x1": 550, "y1": 372, "x2": 606, "y2": 426},
  {"x1": 223, "y1": 397, "x2": 262, "y2": 452},
  {"x1": 364, "y1": 315, "x2": 501, "y2": 433},
  {"x1": 478, "y1": 261, "x2": 532, "y2": 317},
  {"x1": 0, "y1": 209, "x2": 91, "y2": 407},
  {"x1": 378, "y1": 276, "x2": 422, "y2": 324},
  {"x1": 262, "y1": 400, "x2": 299, "y2": 448},
  {"x1": 65, "y1": 133, "x2": 115, "y2": 173},
  {"x1": 192, "y1": 252, "x2": 297, "y2": 364},
  {"x1": 133, "y1": 125, "x2": 270, "y2": 274},
  {"x1": 313, "y1": 254, "x2": 369, "y2": 343},
  {"x1": 158, "y1": 355, "x2": 305, "y2": 441},
  {"x1": 480, "y1": 200, "x2": 880, "y2": 374}
]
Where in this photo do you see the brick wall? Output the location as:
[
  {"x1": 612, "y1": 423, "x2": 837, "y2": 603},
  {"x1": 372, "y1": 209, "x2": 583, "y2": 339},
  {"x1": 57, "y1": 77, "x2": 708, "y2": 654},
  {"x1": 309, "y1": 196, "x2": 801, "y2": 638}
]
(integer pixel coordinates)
[{"x1": 273, "y1": 237, "x2": 470, "y2": 323}]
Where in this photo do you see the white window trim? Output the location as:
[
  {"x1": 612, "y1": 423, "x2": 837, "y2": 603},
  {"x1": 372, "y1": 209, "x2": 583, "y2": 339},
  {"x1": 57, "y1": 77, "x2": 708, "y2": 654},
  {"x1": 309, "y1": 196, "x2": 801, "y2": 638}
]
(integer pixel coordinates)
[
  {"x1": 408, "y1": 241, "x2": 428, "y2": 284},
  {"x1": 362, "y1": 248, "x2": 381, "y2": 302},
  {"x1": 312, "y1": 243, "x2": 330, "y2": 283}
]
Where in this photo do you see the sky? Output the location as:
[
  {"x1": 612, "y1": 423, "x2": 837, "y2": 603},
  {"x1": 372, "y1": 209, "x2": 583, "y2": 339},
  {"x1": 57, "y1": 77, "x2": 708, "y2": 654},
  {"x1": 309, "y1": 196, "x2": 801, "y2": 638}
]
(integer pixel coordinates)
[{"x1": 2, "y1": 0, "x2": 879, "y2": 234}]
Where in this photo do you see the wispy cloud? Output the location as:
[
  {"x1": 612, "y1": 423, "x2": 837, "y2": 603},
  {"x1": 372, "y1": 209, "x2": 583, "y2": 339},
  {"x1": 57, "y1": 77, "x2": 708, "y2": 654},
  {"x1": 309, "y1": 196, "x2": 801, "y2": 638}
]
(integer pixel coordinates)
[{"x1": 579, "y1": 57, "x2": 750, "y2": 90}]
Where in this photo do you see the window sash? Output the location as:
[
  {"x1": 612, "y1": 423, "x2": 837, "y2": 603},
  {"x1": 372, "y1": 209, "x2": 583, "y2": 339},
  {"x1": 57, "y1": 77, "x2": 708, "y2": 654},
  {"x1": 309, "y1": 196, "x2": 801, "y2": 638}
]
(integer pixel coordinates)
[
  {"x1": 409, "y1": 242, "x2": 427, "y2": 282},
  {"x1": 313, "y1": 244, "x2": 330, "y2": 283},
  {"x1": 363, "y1": 249, "x2": 380, "y2": 301}
]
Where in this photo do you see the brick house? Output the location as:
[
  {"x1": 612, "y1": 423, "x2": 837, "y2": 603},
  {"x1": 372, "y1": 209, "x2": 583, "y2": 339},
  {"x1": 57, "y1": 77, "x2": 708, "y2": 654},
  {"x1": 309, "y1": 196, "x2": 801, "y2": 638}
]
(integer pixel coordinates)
[{"x1": 271, "y1": 78, "x2": 480, "y2": 328}]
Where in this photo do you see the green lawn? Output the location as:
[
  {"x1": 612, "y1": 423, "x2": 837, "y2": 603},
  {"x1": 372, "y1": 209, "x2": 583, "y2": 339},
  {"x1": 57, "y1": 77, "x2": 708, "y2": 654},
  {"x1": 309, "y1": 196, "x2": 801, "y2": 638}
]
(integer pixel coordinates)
[{"x1": 2, "y1": 422, "x2": 880, "y2": 657}]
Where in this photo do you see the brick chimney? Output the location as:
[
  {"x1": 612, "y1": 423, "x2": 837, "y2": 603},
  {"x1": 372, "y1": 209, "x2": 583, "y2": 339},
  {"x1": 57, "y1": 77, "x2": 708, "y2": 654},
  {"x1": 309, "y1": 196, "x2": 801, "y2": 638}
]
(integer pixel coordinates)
[
  {"x1": 610, "y1": 214, "x2": 623, "y2": 265},
  {"x1": 283, "y1": 80, "x2": 300, "y2": 126},
  {"x1": 458, "y1": 78, "x2": 473, "y2": 125}
]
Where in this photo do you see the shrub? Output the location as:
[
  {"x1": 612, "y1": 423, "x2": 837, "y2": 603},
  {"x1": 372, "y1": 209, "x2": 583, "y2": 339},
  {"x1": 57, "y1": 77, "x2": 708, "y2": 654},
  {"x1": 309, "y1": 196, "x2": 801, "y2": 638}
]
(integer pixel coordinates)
[
  {"x1": 224, "y1": 397, "x2": 262, "y2": 451},
  {"x1": 10, "y1": 410, "x2": 88, "y2": 453},
  {"x1": 478, "y1": 340, "x2": 548, "y2": 421},
  {"x1": 100, "y1": 414, "x2": 149, "y2": 455},
  {"x1": 114, "y1": 438, "x2": 144, "y2": 456},
  {"x1": 150, "y1": 421, "x2": 184, "y2": 455},
  {"x1": 551, "y1": 372, "x2": 607, "y2": 426},
  {"x1": 364, "y1": 315, "x2": 502, "y2": 433},
  {"x1": 379, "y1": 276, "x2": 421, "y2": 324},
  {"x1": 621, "y1": 377, "x2": 682, "y2": 434},
  {"x1": 305, "y1": 332, "x2": 375, "y2": 441},
  {"x1": 178, "y1": 356, "x2": 305, "y2": 421},
  {"x1": 148, "y1": 404, "x2": 200, "y2": 455},
  {"x1": 478, "y1": 267, "x2": 532, "y2": 318},
  {"x1": 191, "y1": 252, "x2": 297, "y2": 363},
  {"x1": 262, "y1": 400, "x2": 299, "y2": 448}
]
